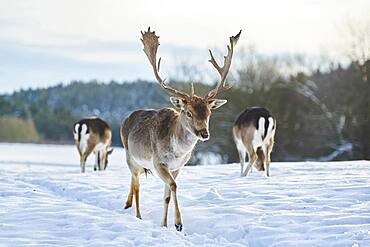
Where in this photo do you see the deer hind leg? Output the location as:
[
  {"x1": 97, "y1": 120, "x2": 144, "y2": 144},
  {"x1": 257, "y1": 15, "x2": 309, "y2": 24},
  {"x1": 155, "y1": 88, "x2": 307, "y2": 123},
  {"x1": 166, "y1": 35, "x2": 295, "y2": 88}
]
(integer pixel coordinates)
[
  {"x1": 80, "y1": 152, "x2": 88, "y2": 173},
  {"x1": 237, "y1": 150, "x2": 246, "y2": 177},
  {"x1": 161, "y1": 169, "x2": 180, "y2": 228},
  {"x1": 242, "y1": 146, "x2": 258, "y2": 177},
  {"x1": 265, "y1": 157, "x2": 270, "y2": 177},
  {"x1": 80, "y1": 145, "x2": 94, "y2": 173},
  {"x1": 265, "y1": 141, "x2": 274, "y2": 177},
  {"x1": 155, "y1": 163, "x2": 183, "y2": 231},
  {"x1": 80, "y1": 158, "x2": 86, "y2": 173},
  {"x1": 132, "y1": 173, "x2": 142, "y2": 219},
  {"x1": 261, "y1": 145, "x2": 269, "y2": 177},
  {"x1": 124, "y1": 175, "x2": 135, "y2": 210},
  {"x1": 124, "y1": 157, "x2": 143, "y2": 219},
  {"x1": 234, "y1": 135, "x2": 246, "y2": 176}
]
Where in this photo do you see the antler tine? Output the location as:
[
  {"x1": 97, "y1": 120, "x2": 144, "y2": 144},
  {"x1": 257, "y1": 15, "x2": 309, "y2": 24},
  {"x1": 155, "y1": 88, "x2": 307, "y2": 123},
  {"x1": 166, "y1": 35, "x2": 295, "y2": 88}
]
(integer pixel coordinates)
[
  {"x1": 190, "y1": 82, "x2": 195, "y2": 97},
  {"x1": 205, "y1": 30, "x2": 242, "y2": 100},
  {"x1": 141, "y1": 27, "x2": 190, "y2": 100}
]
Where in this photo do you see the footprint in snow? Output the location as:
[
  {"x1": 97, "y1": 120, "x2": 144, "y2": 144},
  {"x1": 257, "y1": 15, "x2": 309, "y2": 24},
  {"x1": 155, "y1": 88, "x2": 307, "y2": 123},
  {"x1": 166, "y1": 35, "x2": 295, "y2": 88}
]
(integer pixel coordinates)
[{"x1": 199, "y1": 188, "x2": 224, "y2": 202}]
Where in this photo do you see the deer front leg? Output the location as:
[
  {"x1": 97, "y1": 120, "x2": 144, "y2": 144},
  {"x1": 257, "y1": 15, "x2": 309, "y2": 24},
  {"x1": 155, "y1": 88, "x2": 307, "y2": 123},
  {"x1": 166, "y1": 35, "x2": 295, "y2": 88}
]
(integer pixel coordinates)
[
  {"x1": 161, "y1": 169, "x2": 180, "y2": 228},
  {"x1": 155, "y1": 163, "x2": 183, "y2": 231},
  {"x1": 94, "y1": 151, "x2": 99, "y2": 171}
]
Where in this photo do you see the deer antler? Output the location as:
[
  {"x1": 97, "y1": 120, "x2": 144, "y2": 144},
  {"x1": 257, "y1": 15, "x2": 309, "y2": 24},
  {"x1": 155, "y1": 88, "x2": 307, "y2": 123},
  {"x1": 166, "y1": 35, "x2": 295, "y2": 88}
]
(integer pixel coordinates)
[
  {"x1": 141, "y1": 27, "x2": 191, "y2": 101},
  {"x1": 204, "y1": 30, "x2": 242, "y2": 100}
]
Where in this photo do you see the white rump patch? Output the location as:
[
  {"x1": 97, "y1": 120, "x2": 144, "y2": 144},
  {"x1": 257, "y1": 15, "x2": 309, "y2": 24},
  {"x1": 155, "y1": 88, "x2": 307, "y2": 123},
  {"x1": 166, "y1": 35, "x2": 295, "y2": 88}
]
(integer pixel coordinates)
[
  {"x1": 267, "y1": 117, "x2": 274, "y2": 134},
  {"x1": 79, "y1": 124, "x2": 90, "y2": 154},
  {"x1": 252, "y1": 130, "x2": 263, "y2": 152},
  {"x1": 253, "y1": 117, "x2": 275, "y2": 151},
  {"x1": 257, "y1": 117, "x2": 265, "y2": 139},
  {"x1": 73, "y1": 124, "x2": 79, "y2": 141},
  {"x1": 264, "y1": 117, "x2": 275, "y2": 143}
]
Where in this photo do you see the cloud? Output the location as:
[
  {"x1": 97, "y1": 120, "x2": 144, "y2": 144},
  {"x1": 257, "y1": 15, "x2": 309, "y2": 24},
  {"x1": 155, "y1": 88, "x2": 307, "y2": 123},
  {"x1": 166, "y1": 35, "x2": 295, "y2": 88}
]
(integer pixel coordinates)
[
  {"x1": 0, "y1": 0, "x2": 369, "y2": 93},
  {"x1": 0, "y1": 39, "x2": 208, "y2": 93},
  {"x1": 0, "y1": 41, "x2": 147, "y2": 93}
]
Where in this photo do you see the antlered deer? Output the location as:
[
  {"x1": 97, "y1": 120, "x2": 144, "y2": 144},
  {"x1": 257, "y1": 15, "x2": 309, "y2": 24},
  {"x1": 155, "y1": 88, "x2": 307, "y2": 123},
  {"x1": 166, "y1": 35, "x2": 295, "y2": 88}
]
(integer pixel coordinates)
[
  {"x1": 120, "y1": 27, "x2": 241, "y2": 231},
  {"x1": 233, "y1": 107, "x2": 276, "y2": 177},
  {"x1": 73, "y1": 117, "x2": 113, "y2": 173}
]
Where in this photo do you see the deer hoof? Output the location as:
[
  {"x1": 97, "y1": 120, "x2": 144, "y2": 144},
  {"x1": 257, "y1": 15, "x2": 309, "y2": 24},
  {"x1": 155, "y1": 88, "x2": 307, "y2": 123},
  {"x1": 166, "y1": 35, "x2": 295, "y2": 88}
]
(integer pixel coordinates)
[{"x1": 175, "y1": 224, "x2": 183, "y2": 232}]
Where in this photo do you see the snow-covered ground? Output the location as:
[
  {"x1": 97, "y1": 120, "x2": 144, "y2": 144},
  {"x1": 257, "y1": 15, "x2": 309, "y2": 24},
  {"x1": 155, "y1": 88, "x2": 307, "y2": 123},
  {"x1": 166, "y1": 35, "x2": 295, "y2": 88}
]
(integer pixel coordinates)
[{"x1": 0, "y1": 143, "x2": 369, "y2": 247}]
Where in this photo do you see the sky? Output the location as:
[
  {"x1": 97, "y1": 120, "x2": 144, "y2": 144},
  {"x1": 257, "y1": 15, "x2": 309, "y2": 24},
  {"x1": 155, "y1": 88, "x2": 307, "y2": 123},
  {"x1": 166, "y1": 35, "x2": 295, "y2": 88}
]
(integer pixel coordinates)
[{"x1": 0, "y1": 0, "x2": 369, "y2": 93}]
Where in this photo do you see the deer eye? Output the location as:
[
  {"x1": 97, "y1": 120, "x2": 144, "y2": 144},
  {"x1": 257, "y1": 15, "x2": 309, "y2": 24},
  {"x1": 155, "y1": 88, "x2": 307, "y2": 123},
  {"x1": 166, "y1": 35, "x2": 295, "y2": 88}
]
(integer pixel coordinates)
[{"x1": 186, "y1": 111, "x2": 192, "y2": 118}]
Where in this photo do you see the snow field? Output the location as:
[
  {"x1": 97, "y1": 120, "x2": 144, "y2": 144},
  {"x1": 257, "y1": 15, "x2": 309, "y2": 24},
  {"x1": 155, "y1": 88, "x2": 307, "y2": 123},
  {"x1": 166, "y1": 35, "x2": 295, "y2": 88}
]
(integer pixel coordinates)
[{"x1": 0, "y1": 143, "x2": 369, "y2": 246}]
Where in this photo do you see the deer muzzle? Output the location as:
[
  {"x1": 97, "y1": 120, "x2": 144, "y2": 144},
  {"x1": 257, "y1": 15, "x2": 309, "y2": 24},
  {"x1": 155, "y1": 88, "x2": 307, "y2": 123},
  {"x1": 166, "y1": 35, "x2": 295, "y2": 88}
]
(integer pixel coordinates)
[{"x1": 198, "y1": 129, "x2": 210, "y2": 141}]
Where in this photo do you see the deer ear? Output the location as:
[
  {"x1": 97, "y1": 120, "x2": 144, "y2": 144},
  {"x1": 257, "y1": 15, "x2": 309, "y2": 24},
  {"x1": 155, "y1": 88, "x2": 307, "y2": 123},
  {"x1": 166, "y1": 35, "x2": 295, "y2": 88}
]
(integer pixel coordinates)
[
  {"x1": 170, "y1": 97, "x2": 186, "y2": 109},
  {"x1": 208, "y1": 99, "x2": 227, "y2": 110}
]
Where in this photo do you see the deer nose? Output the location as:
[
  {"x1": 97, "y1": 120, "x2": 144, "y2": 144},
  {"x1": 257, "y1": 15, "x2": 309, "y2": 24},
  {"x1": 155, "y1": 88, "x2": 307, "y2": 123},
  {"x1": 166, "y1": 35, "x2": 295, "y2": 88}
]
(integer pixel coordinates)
[{"x1": 199, "y1": 130, "x2": 209, "y2": 140}]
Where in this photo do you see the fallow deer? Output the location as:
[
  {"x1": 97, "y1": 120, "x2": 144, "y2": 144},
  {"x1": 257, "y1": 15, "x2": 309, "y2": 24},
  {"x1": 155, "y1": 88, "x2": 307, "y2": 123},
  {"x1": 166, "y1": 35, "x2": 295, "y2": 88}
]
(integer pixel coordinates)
[
  {"x1": 233, "y1": 107, "x2": 276, "y2": 177},
  {"x1": 120, "y1": 27, "x2": 241, "y2": 231},
  {"x1": 73, "y1": 117, "x2": 113, "y2": 173}
]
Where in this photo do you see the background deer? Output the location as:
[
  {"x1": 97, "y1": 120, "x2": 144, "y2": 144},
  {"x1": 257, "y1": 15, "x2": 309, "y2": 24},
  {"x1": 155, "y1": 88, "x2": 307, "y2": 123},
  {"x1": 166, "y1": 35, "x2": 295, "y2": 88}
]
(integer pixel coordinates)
[
  {"x1": 73, "y1": 117, "x2": 113, "y2": 173},
  {"x1": 120, "y1": 27, "x2": 241, "y2": 231},
  {"x1": 233, "y1": 107, "x2": 276, "y2": 177}
]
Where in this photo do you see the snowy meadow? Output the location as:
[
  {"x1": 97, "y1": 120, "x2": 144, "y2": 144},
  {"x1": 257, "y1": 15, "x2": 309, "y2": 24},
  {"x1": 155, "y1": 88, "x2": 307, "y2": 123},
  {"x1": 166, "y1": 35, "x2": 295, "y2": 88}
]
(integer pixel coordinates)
[{"x1": 0, "y1": 143, "x2": 369, "y2": 246}]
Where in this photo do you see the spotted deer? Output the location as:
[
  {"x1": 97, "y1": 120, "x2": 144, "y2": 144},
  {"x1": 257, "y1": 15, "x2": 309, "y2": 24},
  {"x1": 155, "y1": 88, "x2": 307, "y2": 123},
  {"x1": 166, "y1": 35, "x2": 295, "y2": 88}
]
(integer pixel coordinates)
[
  {"x1": 120, "y1": 27, "x2": 241, "y2": 231},
  {"x1": 73, "y1": 117, "x2": 113, "y2": 173},
  {"x1": 233, "y1": 107, "x2": 276, "y2": 177}
]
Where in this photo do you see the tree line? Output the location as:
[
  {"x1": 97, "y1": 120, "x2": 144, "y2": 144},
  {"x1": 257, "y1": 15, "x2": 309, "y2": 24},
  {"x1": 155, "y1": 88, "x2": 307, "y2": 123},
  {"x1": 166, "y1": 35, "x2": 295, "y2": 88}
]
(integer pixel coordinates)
[{"x1": 0, "y1": 59, "x2": 369, "y2": 163}]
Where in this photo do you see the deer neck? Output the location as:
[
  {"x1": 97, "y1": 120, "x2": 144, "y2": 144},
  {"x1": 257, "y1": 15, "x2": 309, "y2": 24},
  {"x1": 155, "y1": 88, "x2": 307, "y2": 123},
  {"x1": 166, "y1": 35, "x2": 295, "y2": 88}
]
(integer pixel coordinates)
[{"x1": 172, "y1": 116, "x2": 198, "y2": 153}]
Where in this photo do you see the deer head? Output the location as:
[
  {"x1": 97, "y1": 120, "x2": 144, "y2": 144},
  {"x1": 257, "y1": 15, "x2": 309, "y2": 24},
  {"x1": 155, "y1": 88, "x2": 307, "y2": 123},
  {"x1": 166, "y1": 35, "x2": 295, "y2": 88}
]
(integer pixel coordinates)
[{"x1": 141, "y1": 27, "x2": 241, "y2": 141}]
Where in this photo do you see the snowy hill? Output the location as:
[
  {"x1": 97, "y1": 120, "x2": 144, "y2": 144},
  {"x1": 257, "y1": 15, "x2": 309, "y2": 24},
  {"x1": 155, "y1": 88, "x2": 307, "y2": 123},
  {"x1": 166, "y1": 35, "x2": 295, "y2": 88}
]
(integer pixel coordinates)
[{"x1": 0, "y1": 143, "x2": 369, "y2": 246}]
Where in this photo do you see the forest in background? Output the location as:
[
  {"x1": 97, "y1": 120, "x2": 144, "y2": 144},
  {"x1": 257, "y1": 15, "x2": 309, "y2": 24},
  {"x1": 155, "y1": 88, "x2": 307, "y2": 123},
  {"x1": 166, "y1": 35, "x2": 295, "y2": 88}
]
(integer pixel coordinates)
[
  {"x1": 0, "y1": 57, "x2": 369, "y2": 164},
  {"x1": 1, "y1": 16, "x2": 369, "y2": 164}
]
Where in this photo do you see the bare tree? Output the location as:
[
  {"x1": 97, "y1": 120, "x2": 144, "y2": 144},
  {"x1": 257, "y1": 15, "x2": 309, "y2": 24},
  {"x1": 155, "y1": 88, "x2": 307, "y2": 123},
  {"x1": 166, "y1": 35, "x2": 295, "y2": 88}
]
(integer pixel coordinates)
[
  {"x1": 336, "y1": 15, "x2": 370, "y2": 158},
  {"x1": 336, "y1": 15, "x2": 370, "y2": 81},
  {"x1": 235, "y1": 46, "x2": 281, "y2": 92},
  {"x1": 171, "y1": 60, "x2": 205, "y2": 84}
]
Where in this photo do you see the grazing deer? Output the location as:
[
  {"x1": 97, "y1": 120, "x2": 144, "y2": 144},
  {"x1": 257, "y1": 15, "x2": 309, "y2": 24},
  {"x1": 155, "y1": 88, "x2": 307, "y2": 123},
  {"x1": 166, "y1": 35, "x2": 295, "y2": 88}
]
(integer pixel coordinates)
[
  {"x1": 73, "y1": 117, "x2": 113, "y2": 173},
  {"x1": 120, "y1": 27, "x2": 241, "y2": 231},
  {"x1": 233, "y1": 107, "x2": 276, "y2": 177}
]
